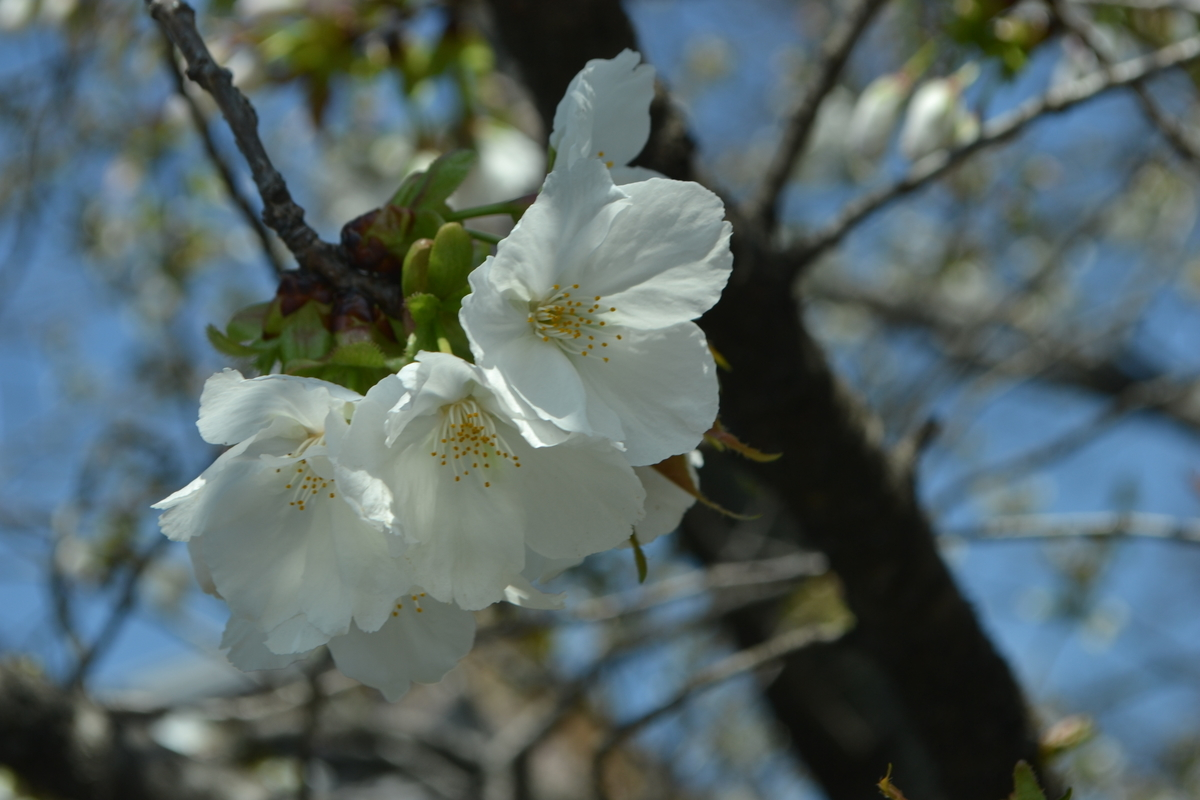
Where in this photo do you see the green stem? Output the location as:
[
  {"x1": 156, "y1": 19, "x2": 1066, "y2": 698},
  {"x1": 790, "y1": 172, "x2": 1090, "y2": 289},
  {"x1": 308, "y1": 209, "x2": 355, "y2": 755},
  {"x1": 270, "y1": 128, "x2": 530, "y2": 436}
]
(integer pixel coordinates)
[
  {"x1": 465, "y1": 228, "x2": 503, "y2": 245},
  {"x1": 433, "y1": 319, "x2": 454, "y2": 354},
  {"x1": 444, "y1": 201, "x2": 524, "y2": 222}
]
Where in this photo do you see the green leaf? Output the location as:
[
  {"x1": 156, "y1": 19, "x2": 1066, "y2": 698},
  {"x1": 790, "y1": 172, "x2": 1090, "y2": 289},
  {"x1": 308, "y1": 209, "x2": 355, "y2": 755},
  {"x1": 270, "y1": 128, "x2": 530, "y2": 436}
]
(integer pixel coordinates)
[
  {"x1": 279, "y1": 301, "x2": 332, "y2": 365},
  {"x1": 227, "y1": 302, "x2": 271, "y2": 342},
  {"x1": 206, "y1": 324, "x2": 260, "y2": 358},
  {"x1": 263, "y1": 298, "x2": 286, "y2": 336},
  {"x1": 412, "y1": 150, "x2": 477, "y2": 209},
  {"x1": 630, "y1": 533, "x2": 648, "y2": 583},
  {"x1": 1010, "y1": 762, "x2": 1046, "y2": 800},
  {"x1": 390, "y1": 170, "x2": 428, "y2": 208}
]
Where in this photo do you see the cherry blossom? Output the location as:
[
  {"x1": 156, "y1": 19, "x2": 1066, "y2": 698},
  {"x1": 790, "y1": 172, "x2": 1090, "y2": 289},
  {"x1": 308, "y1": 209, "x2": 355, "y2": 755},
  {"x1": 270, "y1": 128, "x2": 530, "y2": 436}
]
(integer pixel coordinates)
[
  {"x1": 333, "y1": 352, "x2": 646, "y2": 610},
  {"x1": 549, "y1": 48, "x2": 660, "y2": 184},
  {"x1": 460, "y1": 157, "x2": 732, "y2": 466},
  {"x1": 153, "y1": 370, "x2": 412, "y2": 655}
]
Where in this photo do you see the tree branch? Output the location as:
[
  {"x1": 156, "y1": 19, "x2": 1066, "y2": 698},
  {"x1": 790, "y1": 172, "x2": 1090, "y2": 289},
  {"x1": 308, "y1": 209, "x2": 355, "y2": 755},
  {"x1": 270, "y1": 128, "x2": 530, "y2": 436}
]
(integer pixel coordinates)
[
  {"x1": 806, "y1": 273, "x2": 1200, "y2": 435},
  {"x1": 160, "y1": 38, "x2": 284, "y2": 276},
  {"x1": 745, "y1": 0, "x2": 890, "y2": 234},
  {"x1": 952, "y1": 511, "x2": 1200, "y2": 544},
  {"x1": 68, "y1": 537, "x2": 169, "y2": 690},
  {"x1": 571, "y1": 551, "x2": 827, "y2": 622},
  {"x1": 1052, "y1": 0, "x2": 1200, "y2": 167},
  {"x1": 592, "y1": 622, "x2": 845, "y2": 800},
  {"x1": 145, "y1": 0, "x2": 402, "y2": 313},
  {"x1": 784, "y1": 32, "x2": 1200, "y2": 271}
]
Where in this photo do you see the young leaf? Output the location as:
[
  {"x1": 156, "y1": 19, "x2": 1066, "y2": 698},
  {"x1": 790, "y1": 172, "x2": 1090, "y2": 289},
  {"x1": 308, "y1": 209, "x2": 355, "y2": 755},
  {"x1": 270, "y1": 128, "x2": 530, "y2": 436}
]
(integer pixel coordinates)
[
  {"x1": 1010, "y1": 762, "x2": 1050, "y2": 800},
  {"x1": 651, "y1": 454, "x2": 759, "y2": 520},
  {"x1": 630, "y1": 533, "x2": 648, "y2": 583},
  {"x1": 279, "y1": 301, "x2": 333, "y2": 365},
  {"x1": 877, "y1": 765, "x2": 909, "y2": 800},
  {"x1": 226, "y1": 302, "x2": 271, "y2": 342},
  {"x1": 413, "y1": 149, "x2": 478, "y2": 209},
  {"x1": 206, "y1": 324, "x2": 260, "y2": 358},
  {"x1": 704, "y1": 420, "x2": 782, "y2": 462}
]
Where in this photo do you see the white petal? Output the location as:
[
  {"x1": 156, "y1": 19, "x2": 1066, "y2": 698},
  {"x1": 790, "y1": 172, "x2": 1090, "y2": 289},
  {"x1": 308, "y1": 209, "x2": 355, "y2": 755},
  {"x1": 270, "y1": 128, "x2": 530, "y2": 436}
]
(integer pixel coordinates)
[
  {"x1": 550, "y1": 49, "x2": 655, "y2": 170},
  {"x1": 327, "y1": 596, "x2": 475, "y2": 702},
  {"x1": 610, "y1": 165, "x2": 664, "y2": 185},
  {"x1": 476, "y1": 335, "x2": 592, "y2": 438},
  {"x1": 507, "y1": 429, "x2": 645, "y2": 560},
  {"x1": 338, "y1": 354, "x2": 644, "y2": 609},
  {"x1": 464, "y1": 159, "x2": 627, "y2": 306},
  {"x1": 388, "y1": 424, "x2": 527, "y2": 609},
  {"x1": 504, "y1": 574, "x2": 566, "y2": 610},
  {"x1": 263, "y1": 613, "x2": 333, "y2": 655},
  {"x1": 197, "y1": 370, "x2": 359, "y2": 446},
  {"x1": 222, "y1": 616, "x2": 314, "y2": 672},
  {"x1": 153, "y1": 441, "x2": 260, "y2": 542},
  {"x1": 576, "y1": 323, "x2": 718, "y2": 466},
  {"x1": 328, "y1": 398, "x2": 396, "y2": 530},
  {"x1": 578, "y1": 178, "x2": 732, "y2": 329},
  {"x1": 197, "y1": 469, "x2": 410, "y2": 641},
  {"x1": 634, "y1": 462, "x2": 697, "y2": 545},
  {"x1": 187, "y1": 539, "x2": 219, "y2": 597},
  {"x1": 522, "y1": 547, "x2": 583, "y2": 584}
]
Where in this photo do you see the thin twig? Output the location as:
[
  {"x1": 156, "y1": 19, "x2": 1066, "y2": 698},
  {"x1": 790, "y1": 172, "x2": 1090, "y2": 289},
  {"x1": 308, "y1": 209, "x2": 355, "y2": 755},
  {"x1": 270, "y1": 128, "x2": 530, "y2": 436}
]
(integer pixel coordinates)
[
  {"x1": 145, "y1": 0, "x2": 403, "y2": 312},
  {"x1": 1052, "y1": 0, "x2": 1200, "y2": 166},
  {"x1": 929, "y1": 376, "x2": 1194, "y2": 514},
  {"x1": 782, "y1": 32, "x2": 1200, "y2": 271},
  {"x1": 951, "y1": 511, "x2": 1200, "y2": 544},
  {"x1": 571, "y1": 551, "x2": 826, "y2": 622},
  {"x1": 160, "y1": 39, "x2": 284, "y2": 276},
  {"x1": 1069, "y1": 0, "x2": 1200, "y2": 8},
  {"x1": 591, "y1": 622, "x2": 843, "y2": 800},
  {"x1": 69, "y1": 537, "x2": 170, "y2": 689},
  {"x1": 746, "y1": 0, "x2": 890, "y2": 234}
]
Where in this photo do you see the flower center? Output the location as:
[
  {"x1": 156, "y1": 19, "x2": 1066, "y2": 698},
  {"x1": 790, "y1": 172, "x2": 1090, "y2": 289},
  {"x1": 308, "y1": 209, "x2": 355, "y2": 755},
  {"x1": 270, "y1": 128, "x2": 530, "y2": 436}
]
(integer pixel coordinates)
[
  {"x1": 429, "y1": 397, "x2": 520, "y2": 488},
  {"x1": 275, "y1": 435, "x2": 336, "y2": 512},
  {"x1": 528, "y1": 283, "x2": 621, "y2": 362},
  {"x1": 390, "y1": 591, "x2": 428, "y2": 617},
  {"x1": 278, "y1": 457, "x2": 336, "y2": 511}
]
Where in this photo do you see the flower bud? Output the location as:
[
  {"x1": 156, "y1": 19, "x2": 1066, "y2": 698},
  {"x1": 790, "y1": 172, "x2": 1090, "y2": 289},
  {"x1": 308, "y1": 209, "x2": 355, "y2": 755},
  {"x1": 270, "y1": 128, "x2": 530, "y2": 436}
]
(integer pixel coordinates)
[
  {"x1": 847, "y1": 72, "x2": 910, "y2": 160},
  {"x1": 899, "y1": 79, "x2": 957, "y2": 161},
  {"x1": 427, "y1": 222, "x2": 474, "y2": 301},
  {"x1": 341, "y1": 207, "x2": 410, "y2": 276},
  {"x1": 401, "y1": 238, "x2": 434, "y2": 298},
  {"x1": 899, "y1": 63, "x2": 979, "y2": 162}
]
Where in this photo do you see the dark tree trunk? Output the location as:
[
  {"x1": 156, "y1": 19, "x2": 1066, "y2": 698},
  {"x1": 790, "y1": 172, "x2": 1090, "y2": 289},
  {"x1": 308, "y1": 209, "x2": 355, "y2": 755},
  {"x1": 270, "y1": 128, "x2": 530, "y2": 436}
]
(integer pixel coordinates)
[{"x1": 482, "y1": 2, "x2": 1047, "y2": 798}]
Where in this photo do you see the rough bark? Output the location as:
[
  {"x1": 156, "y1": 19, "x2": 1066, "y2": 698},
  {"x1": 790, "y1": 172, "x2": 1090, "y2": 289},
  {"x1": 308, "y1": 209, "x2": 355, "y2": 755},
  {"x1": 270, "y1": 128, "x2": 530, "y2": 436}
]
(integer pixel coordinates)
[{"x1": 482, "y1": 1, "x2": 1046, "y2": 798}]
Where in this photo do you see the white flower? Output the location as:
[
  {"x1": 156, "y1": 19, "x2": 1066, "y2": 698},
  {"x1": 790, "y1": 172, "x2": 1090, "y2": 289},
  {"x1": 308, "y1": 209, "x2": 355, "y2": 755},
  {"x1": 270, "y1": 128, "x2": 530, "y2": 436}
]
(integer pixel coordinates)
[
  {"x1": 459, "y1": 157, "x2": 732, "y2": 467},
  {"x1": 153, "y1": 370, "x2": 413, "y2": 655},
  {"x1": 549, "y1": 48, "x2": 660, "y2": 184},
  {"x1": 899, "y1": 64, "x2": 980, "y2": 162},
  {"x1": 333, "y1": 352, "x2": 646, "y2": 610},
  {"x1": 223, "y1": 588, "x2": 476, "y2": 702},
  {"x1": 847, "y1": 72, "x2": 911, "y2": 160}
]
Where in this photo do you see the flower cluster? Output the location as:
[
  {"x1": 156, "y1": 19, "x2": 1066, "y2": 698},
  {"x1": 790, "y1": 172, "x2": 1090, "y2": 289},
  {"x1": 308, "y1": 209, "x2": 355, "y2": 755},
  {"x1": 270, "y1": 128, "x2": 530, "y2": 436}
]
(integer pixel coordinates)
[{"x1": 155, "y1": 50, "x2": 733, "y2": 701}]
